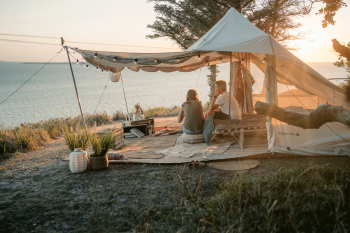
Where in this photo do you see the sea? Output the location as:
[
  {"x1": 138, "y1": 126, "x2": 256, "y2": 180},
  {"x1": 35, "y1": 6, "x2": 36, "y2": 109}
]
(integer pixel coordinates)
[{"x1": 0, "y1": 61, "x2": 347, "y2": 127}]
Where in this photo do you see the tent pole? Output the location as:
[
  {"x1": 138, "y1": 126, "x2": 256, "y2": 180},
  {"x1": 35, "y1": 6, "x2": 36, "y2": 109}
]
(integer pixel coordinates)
[
  {"x1": 229, "y1": 52, "x2": 233, "y2": 117},
  {"x1": 120, "y1": 75, "x2": 131, "y2": 123},
  {"x1": 265, "y1": 54, "x2": 278, "y2": 105},
  {"x1": 64, "y1": 46, "x2": 87, "y2": 131}
]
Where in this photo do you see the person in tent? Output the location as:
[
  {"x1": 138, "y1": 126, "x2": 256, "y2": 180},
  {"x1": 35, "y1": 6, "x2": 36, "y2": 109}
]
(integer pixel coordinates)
[
  {"x1": 205, "y1": 80, "x2": 242, "y2": 120},
  {"x1": 178, "y1": 89, "x2": 205, "y2": 134}
]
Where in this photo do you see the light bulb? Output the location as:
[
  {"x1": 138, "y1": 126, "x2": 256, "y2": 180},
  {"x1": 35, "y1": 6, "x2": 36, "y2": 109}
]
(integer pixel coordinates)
[
  {"x1": 134, "y1": 59, "x2": 138, "y2": 64},
  {"x1": 76, "y1": 60, "x2": 79, "y2": 64},
  {"x1": 96, "y1": 67, "x2": 98, "y2": 71},
  {"x1": 198, "y1": 55, "x2": 201, "y2": 61},
  {"x1": 154, "y1": 59, "x2": 157, "y2": 63},
  {"x1": 220, "y1": 57, "x2": 222, "y2": 63},
  {"x1": 113, "y1": 58, "x2": 116, "y2": 61},
  {"x1": 94, "y1": 53, "x2": 97, "y2": 59},
  {"x1": 176, "y1": 57, "x2": 180, "y2": 62},
  {"x1": 102, "y1": 70, "x2": 104, "y2": 73},
  {"x1": 85, "y1": 65, "x2": 88, "y2": 68}
]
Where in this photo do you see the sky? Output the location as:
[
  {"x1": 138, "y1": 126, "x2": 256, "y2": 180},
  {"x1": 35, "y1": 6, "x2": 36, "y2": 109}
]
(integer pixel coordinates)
[{"x1": 0, "y1": 0, "x2": 349, "y2": 62}]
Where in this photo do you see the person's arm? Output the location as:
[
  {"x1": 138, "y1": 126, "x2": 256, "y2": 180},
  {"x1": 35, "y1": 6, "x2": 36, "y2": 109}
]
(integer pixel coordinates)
[
  {"x1": 210, "y1": 88, "x2": 221, "y2": 111},
  {"x1": 178, "y1": 107, "x2": 184, "y2": 123},
  {"x1": 200, "y1": 104, "x2": 205, "y2": 122}
]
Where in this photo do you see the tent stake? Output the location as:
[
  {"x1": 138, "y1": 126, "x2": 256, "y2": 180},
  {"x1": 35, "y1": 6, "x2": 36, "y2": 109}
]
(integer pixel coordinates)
[
  {"x1": 120, "y1": 75, "x2": 131, "y2": 123},
  {"x1": 64, "y1": 46, "x2": 87, "y2": 131}
]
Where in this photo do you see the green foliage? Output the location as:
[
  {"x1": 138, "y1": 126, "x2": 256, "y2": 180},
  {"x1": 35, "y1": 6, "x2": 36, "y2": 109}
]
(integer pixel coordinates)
[
  {"x1": 334, "y1": 41, "x2": 350, "y2": 92},
  {"x1": 62, "y1": 125, "x2": 90, "y2": 151},
  {"x1": 90, "y1": 132, "x2": 114, "y2": 157},
  {"x1": 85, "y1": 112, "x2": 113, "y2": 126},
  {"x1": 177, "y1": 165, "x2": 350, "y2": 232},
  {"x1": 339, "y1": 81, "x2": 349, "y2": 89},
  {"x1": 0, "y1": 125, "x2": 18, "y2": 155},
  {"x1": 316, "y1": 0, "x2": 347, "y2": 28},
  {"x1": 143, "y1": 106, "x2": 180, "y2": 118},
  {"x1": 334, "y1": 42, "x2": 350, "y2": 74},
  {"x1": 113, "y1": 111, "x2": 127, "y2": 121}
]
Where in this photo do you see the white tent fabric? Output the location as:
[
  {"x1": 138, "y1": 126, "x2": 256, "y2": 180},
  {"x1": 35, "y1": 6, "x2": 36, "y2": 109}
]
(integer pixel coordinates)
[
  {"x1": 74, "y1": 7, "x2": 350, "y2": 156},
  {"x1": 186, "y1": 7, "x2": 348, "y2": 107}
]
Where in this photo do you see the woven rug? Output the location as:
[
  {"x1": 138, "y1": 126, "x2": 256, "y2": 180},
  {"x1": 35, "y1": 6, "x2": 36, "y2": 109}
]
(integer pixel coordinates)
[
  {"x1": 155, "y1": 134, "x2": 236, "y2": 158},
  {"x1": 208, "y1": 159, "x2": 259, "y2": 171}
]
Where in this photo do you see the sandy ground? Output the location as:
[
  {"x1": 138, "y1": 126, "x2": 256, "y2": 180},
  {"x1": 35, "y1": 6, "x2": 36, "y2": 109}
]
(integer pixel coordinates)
[{"x1": 1, "y1": 117, "x2": 350, "y2": 232}]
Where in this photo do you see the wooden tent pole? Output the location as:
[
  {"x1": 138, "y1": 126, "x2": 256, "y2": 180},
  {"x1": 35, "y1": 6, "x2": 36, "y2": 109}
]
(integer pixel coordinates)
[
  {"x1": 229, "y1": 52, "x2": 233, "y2": 117},
  {"x1": 64, "y1": 46, "x2": 87, "y2": 131},
  {"x1": 264, "y1": 54, "x2": 278, "y2": 106}
]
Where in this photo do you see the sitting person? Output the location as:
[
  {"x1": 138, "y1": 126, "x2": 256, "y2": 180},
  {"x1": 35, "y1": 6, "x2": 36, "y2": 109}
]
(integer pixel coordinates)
[
  {"x1": 178, "y1": 89, "x2": 205, "y2": 134},
  {"x1": 205, "y1": 80, "x2": 242, "y2": 121}
]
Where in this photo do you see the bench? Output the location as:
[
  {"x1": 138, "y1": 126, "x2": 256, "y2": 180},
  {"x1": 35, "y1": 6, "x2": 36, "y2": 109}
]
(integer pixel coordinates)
[{"x1": 212, "y1": 114, "x2": 267, "y2": 149}]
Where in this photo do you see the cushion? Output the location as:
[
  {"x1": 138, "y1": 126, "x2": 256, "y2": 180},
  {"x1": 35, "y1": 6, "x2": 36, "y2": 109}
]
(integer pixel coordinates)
[
  {"x1": 181, "y1": 133, "x2": 205, "y2": 144},
  {"x1": 203, "y1": 114, "x2": 215, "y2": 145}
]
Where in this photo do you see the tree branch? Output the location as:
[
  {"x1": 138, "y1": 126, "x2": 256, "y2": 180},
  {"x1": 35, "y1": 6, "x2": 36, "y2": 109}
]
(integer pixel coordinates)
[
  {"x1": 332, "y1": 39, "x2": 350, "y2": 60},
  {"x1": 254, "y1": 101, "x2": 350, "y2": 129}
]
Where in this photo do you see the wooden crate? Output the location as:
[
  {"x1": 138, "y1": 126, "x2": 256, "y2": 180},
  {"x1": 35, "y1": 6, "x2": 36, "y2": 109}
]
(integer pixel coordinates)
[{"x1": 97, "y1": 127, "x2": 124, "y2": 150}]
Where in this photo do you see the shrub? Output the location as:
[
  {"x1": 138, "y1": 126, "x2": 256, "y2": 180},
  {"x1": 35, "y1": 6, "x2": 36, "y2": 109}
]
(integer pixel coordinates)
[
  {"x1": 90, "y1": 132, "x2": 114, "y2": 157},
  {"x1": 113, "y1": 111, "x2": 127, "y2": 121},
  {"x1": 144, "y1": 106, "x2": 180, "y2": 118},
  {"x1": 85, "y1": 112, "x2": 113, "y2": 126},
  {"x1": 178, "y1": 165, "x2": 350, "y2": 232},
  {"x1": 0, "y1": 126, "x2": 18, "y2": 155},
  {"x1": 62, "y1": 125, "x2": 90, "y2": 151}
]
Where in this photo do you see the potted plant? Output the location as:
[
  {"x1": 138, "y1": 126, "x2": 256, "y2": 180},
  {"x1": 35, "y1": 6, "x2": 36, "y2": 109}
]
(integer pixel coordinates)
[
  {"x1": 62, "y1": 125, "x2": 90, "y2": 173},
  {"x1": 89, "y1": 132, "x2": 114, "y2": 171}
]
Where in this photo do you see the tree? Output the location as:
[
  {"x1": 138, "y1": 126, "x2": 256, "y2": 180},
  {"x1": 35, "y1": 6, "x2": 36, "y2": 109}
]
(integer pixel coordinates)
[{"x1": 332, "y1": 39, "x2": 350, "y2": 102}]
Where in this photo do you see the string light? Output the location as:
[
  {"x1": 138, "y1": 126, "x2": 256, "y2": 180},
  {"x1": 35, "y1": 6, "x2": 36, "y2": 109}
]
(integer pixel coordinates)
[
  {"x1": 85, "y1": 65, "x2": 88, "y2": 68},
  {"x1": 154, "y1": 59, "x2": 158, "y2": 63},
  {"x1": 102, "y1": 70, "x2": 104, "y2": 73},
  {"x1": 113, "y1": 57, "x2": 116, "y2": 61},
  {"x1": 96, "y1": 67, "x2": 98, "y2": 71},
  {"x1": 220, "y1": 57, "x2": 222, "y2": 63},
  {"x1": 134, "y1": 59, "x2": 138, "y2": 64},
  {"x1": 76, "y1": 59, "x2": 79, "y2": 64},
  {"x1": 176, "y1": 57, "x2": 180, "y2": 62},
  {"x1": 94, "y1": 53, "x2": 97, "y2": 59},
  {"x1": 198, "y1": 54, "x2": 201, "y2": 61}
]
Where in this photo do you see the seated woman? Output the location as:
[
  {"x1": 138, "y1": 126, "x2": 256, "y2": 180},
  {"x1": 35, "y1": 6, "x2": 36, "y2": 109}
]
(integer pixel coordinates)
[{"x1": 177, "y1": 89, "x2": 205, "y2": 134}]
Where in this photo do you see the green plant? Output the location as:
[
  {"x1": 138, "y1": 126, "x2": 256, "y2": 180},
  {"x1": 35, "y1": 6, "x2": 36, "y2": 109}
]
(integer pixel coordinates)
[
  {"x1": 113, "y1": 111, "x2": 127, "y2": 121},
  {"x1": 62, "y1": 125, "x2": 90, "y2": 151},
  {"x1": 177, "y1": 165, "x2": 350, "y2": 232},
  {"x1": 0, "y1": 125, "x2": 18, "y2": 155},
  {"x1": 85, "y1": 112, "x2": 113, "y2": 126},
  {"x1": 90, "y1": 132, "x2": 114, "y2": 157},
  {"x1": 143, "y1": 106, "x2": 180, "y2": 118}
]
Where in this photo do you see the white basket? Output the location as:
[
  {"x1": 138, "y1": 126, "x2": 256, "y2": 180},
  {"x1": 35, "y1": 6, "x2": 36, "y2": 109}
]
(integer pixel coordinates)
[{"x1": 69, "y1": 148, "x2": 88, "y2": 173}]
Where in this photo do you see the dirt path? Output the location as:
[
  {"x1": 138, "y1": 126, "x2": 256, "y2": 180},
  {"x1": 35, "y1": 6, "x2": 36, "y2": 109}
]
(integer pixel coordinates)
[{"x1": 1, "y1": 117, "x2": 350, "y2": 232}]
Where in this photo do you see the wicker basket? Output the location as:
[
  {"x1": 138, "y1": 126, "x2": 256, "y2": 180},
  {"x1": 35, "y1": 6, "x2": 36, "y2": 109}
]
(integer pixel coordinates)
[
  {"x1": 181, "y1": 133, "x2": 205, "y2": 144},
  {"x1": 89, "y1": 154, "x2": 109, "y2": 170}
]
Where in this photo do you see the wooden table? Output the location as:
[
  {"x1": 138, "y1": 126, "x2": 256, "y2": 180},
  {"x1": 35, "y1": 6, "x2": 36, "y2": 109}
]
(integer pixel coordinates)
[{"x1": 130, "y1": 118, "x2": 155, "y2": 134}]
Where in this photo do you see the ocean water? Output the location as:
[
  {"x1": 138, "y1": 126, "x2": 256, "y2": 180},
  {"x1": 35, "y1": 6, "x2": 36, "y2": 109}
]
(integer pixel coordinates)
[{"x1": 0, "y1": 61, "x2": 347, "y2": 127}]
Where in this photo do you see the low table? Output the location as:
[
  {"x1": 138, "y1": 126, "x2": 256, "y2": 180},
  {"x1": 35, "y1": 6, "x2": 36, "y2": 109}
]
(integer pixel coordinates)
[
  {"x1": 131, "y1": 118, "x2": 155, "y2": 134},
  {"x1": 122, "y1": 124, "x2": 149, "y2": 136}
]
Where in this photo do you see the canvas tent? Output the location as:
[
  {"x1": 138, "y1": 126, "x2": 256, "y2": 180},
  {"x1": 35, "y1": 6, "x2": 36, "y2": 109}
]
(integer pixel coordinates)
[{"x1": 74, "y1": 7, "x2": 350, "y2": 156}]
